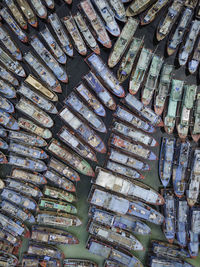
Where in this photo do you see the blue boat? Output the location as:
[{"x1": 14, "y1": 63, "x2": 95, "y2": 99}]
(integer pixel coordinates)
[
  {"x1": 0, "y1": 96, "x2": 14, "y2": 113},
  {"x1": 0, "y1": 109, "x2": 19, "y2": 130},
  {"x1": 176, "y1": 199, "x2": 189, "y2": 247},
  {"x1": 0, "y1": 78, "x2": 16, "y2": 98},
  {"x1": 188, "y1": 207, "x2": 200, "y2": 258},
  {"x1": 0, "y1": 126, "x2": 7, "y2": 138},
  {"x1": 0, "y1": 66, "x2": 18, "y2": 87},
  {"x1": 0, "y1": 138, "x2": 8, "y2": 150}
]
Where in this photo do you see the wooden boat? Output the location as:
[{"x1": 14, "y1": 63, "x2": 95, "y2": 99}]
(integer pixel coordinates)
[
  {"x1": 64, "y1": 92, "x2": 106, "y2": 133},
  {"x1": 129, "y1": 47, "x2": 152, "y2": 95},
  {"x1": 191, "y1": 92, "x2": 200, "y2": 142},
  {"x1": 22, "y1": 255, "x2": 61, "y2": 267},
  {"x1": 108, "y1": 0, "x2": 126, "y2": 22},
  {"x1": 74, "y1": 11, "x2": 100, "y2": 54},
  {"x1": 38, "y1": 198, "x2": 77, "y2": 214},
  {"x1": 0, "y1": 226, "x2": 20, "y2": 246},
  {"x1": 48, "y1": 13, "x2": 73, "y2": 57},
  {"x1": 0, "y1": 109, "x2": 19, "y2": 130},
  {"x1": 0, "y1": 96, "x2": 14, "y2": 113},
  {"x1": 27, "y1": 243, "x2": 64, "y2": 259},
  {"x1": 43, "y1": 185, "x2": 75, "y2": 203},
  {"x1": 0, "y1": 69, "x2": 18, "y2": 89},
  {"x1": 47, "y1": 139, "x2": 95, "y2": 177},
  {"x1": 16, "y1": 98, "x2": 54, "y2": 128},
  {"x1": 188, "y1": 38, "x2": 200, "y2": 73},
  {"x1": 108, "y1": 18, "x2": 138, "y2": 68},
  {"x1": 188, "y1": 207, "x2": 200, "y2": 257},
  {"x1": 30, "y1": 0, "x2": 47, "y2": 19},
  {"x1": 59, "y1": 107, "x2": 106, "y2": 153},
  {"x1": 0, "y1": 151, "x2": 7, "y2": 164},
  {"x1": 0, "y1": 126, "x2": 7, "y2": 138},
  {"x1": 64, "y1": 259, "x2": 97, "y2": 267},
  {"x1": 0, "y1": 137, "x2": 8, "y2": 150},
  {"x1": 126, "y1": 0, "x2": 155, "y2": 17},
  {"x1": 84, "y1": 71, "x2": 116, "y2": 110},
  {"x1": 9, "y1": 130, "x2": 47, "y2": 147},
  {"x1": 23, "y1": 52, "x2": 61, "y2": 93},
  {"x1": 176, "y1": 199, "x2": 189, "y2": 247},
  {"x1": 16, "y1": 0, "x2": 38, "y2": 27},
  {"x1": 80, "y1": 0, "x2": 112, "y2": 48},
  {"x1": 86, "y1": 53, "x2": 125, "y2": 97}
]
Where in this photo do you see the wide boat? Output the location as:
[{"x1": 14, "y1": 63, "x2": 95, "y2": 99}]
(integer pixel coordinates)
[
  {"x1": 38, "y1": 198, "x2": 77, "y2": 214},
  {"x1": 30, "y1": 0, "x2": 47, "y2": 19},
  {"x1": 0, "y1": 251, "x2": 19, "y2": 266},
  {"x1": 0, "y1": 96, "x2": 14, "y2": 113},
  {"x1": 126, "y1": 0, "x2": 155, "y2": 17},
  {"x1": 0, "y1": 78, "x2": 17, "y2": 98},
  {"x1": 176, "y1": 199, "x2": 189, "y2": 247},
  {"x1": 149, "y1": 256, "x2": 195, "y2": 267},
  {"x1": 108, "y1": 0, "x2": 126, "y2": 22},
  {"x1": 0, "y1": 109, "x2": 19, "y2": 130},
  {"x1": 16, "y1": 0, "x2": 38, "y2": 27},
  {"x1": 43, "y1": 185, "x2": 75, "y2": 203},
  {"x1": 22, "y1": 255, "x2": 61, "y2": 267},
  {"x1": 27, "y1": 243, "x2": 64, "y2": 259},
  {"x1": 0, "y1": 225, "x2": 20, "y2": 246},
  {"x1": 64, "y1": 259, "x2": 98, "y2": 267}
]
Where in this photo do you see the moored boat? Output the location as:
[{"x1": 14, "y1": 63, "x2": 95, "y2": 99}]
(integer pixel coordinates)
[
  {"x1": 22, "y1": 255, "x2": 61, "y2": 267},
  {"x1": 126, "y1": 0, "x2": 155, "y2": 17},
  {"x1": 108, "y1": 0, "x2": 126, "y2": 22},
  {"x1": 16, "y1": 0, "x2": 38, "y2": 27},
  {"x1": 185, "y1": 0, "x2": 199, "y2": 9},
  {"x1": 30, "y1": 0, "x2": 47, "y2": 19},
  {"x1": 191, "y1": 92, "x2": 200, "y2": 142},
  {"x1": 0, "y1": 151, "x2": 7, "y2": 164},
  {"x1": 149, "y1": 256, "x2": 194, "y2": 267},
  {"x1": 0, "y1": 126, "x2": 6, "y2": 138},
  {"x1": 0, "y1": 109, "x2": 19, "y2": 130},
  {"x1": 0, "y1": 96, "x2": 14, "y2": 113},
  {"x1": 188, "y1": 37, "x2": 200, "y2": 73},
  {"x1": 176, "y1": 199, "x2": 189, "y2": 247},
  {"x1": 38, "y1": 198, "x2": 77, "y2": 214},
  {"x1": 0, "y1": 252, "x2": 18, "y2": 266},
  {"x1": 64, "y1": 259, "x2": 97, "y2": 267},
  {"x1": 43, "y1": 185, "x2": 75, "y2": 202},
  {"x1": 0, "y1": 226, "x2": 20, "y2": 246},
  {"x1": 0, "y1": 137, "x2": 8, "y2": 150},
  {"x1": 188, "y1": 207, "x2": 200, "y2": 258},
  {"x1": 0, "y1": 77, "x2": 17, "y2": 97},
  {"x1": 27, "y1": 242, "x2": 64, "y2": 259}
]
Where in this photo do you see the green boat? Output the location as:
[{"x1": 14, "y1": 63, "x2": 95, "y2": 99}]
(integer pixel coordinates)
[
  {"x1": 43, "y1": 185, "x2": 76, "y2": 203},
  {"x1": 38, "y1": 198, "x2": 77, "y2": 214},
  {"x1": 164, "y1": 79, "x2": 184, "y2": 134},
  {"x1": 191, "y1": 93, "x2": 200, "y2": 142}
]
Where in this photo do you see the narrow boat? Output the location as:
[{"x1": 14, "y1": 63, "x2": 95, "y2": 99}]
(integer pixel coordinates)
[
  {"x1": 47, "y1": 139, "x2": 95, "y2": 177},
  {"x1": 191, "y1": 92, "x2": 200, "y2": 142},
  {"x1": 126, "y1": 0, "x2": 155, "y2": 17},
  {"x1": 23, "y1": 52, "x2": 62, "y2": 93},
  {"x1": 108, "y1": 18, "x2": 138, "y2": 68},
  {"x1": 0, "y1": 151, "x2": 7, "y2": 164},
  {"x1": 108, "y1": 0, "x2": 127, "y2": 22},
  {"x1": 36, "y1": 211, "x2": 82, "y2": 227},
  {"x1": 94, "y1": 167, "x2": 164, "y2": 205},
  {"x1": 58, "y1": 126, "x2": 97, "y2": 162},
  {"x1": 64, "y1": 92, "x2": 106, "y2": 133},
  {"x1": 22, "y1": 255, "x2": 61, "y2": 267},
  {"x1": 74, "y1": 11, "x2": 100, "y2": 54},
  {"x1": 30, "y1": 0, "x2": 47, "y2": 19},
  {"x1": 38, "y1": 198, "x2": 77, "y2": 214},
  {"x1": 149, "y1": 256, "x2": 194, "y2": 267},
  {"x1": 59, "y1": 107, "x2": 106, "y2": 153},
  {"x1": 0, "y1": 126, "x2": 6, "y2": 138},
  {"x1": 43, "y1": 185, "x2": 75, "y2": 203},
  {"x1": 88, "y1": 221, "x2": 144, "y2": 251},
  {"x1": 0, "y1": 76, "x2": 17, "y2": 96},
  {"x1": 16, "y1": 98, "x2": 54, "y2": 128},
  {"x1": 80, "y1": 0, "x2": 112, "y2": 48},
  {"x1": 159, "y1": 137, "x2": 175, "y2": 187},
  {"x1": 84, "y1": 71, "x2": 116, "y2": 110},
  {"x1": 40, "y1": 26, "x2": 67, "y2": 64},
  {"x1": 48, "y1": 13, "x2": 73, "y2": 57},
  {"x1": 0, "y1": 252, "x2": 19, "y2": 266},
  {"x1": 0, "y1": 137, "x2": 8, "y2": 150},
  {"x1": 117, "y1": 37, "x2": 143, "y2": 83},
  {"x1": 129, "y1": 47, "x2": 153, "y2": 95},
  {"x1": 141, "y1": 55, "x2": 163, "y2": 106},
  {"x1": 0, "y1": 7, "x2": 28, "y2": 42},
  {"x1": 27, "y1": 243, "x2": 64, "y2": 259},
  {"x1": 0, "y1": 226, "x2": 20, "y2": 246},
  {"x1": 154, "y1": 64, "x2": 174, "y2": 115},
  {"x1": 31, "y1": 225, "x2": 79, "y2": 245},
  {"x1": 86, "y1": 53, "x2": 125, "y2": 97},
  {"x1": 16, "y1": 0, "x2": 38, "y2": 27},
  {"x1": 43, "y1": 0, "x2": 54, "y2": 7},
  {"x1": 196, "y1": 0, "x2": 200, "y2": 18},
  {"x1": 188, "y1": 207, "x2": 200, "y2": 258},
  {"x1": 188, "y1": 38, "x2": 200, "y2": 73},
  {"x1": 177, "y1": 84, "x2": 197, "y2": 140},
  {"x1": 164, "y1": 79, "x2": 184, "y2": 134},
  {"x1": 17, "y1": 84, "x2": 58, "y2": 114},
  {"x1": 0, "y1": 96, "x2": 14, "y2": 113},
  {"x1": 185, "y1": 0, "x2": 199, "y2": 9},
  {"x1": 0, "y1": 200, "x2": 35, "y2": 224},
  {"x1": 74, "y1": 83, "x2": 106, "y2": 117},
  {"x1": 8, "y1": 153, "x2": 47, "y2": 172},
  {"x1": 176, "y1": 199, "x2": 189, "y2": 247},
  {"x1": 64, "y1": 259, "x2": 97, "y2": 267},
  {"x1": 0, "y1": 109, "x2": 19, "y2": 130}
]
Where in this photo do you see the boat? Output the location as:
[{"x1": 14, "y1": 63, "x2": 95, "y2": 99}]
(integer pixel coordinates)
[
  {"x1": 58, "y1": 126, "x2": 97, "y2": 162},
  {"x1": 38, "y1": 198, "x2": 77, "y2": 214},
  {"x1": 22, "y1": 255, "x2": 61, "y2": 267},
  {"x1": 86, "y1": 53, "x2": 125, "y2": 97},
  {"x1": 0, "y1": 239, "x2": 19, "y2": 255},
  {"x1": 94, "y1": 167, "x2": 164, "y2": 205},
  {"x1": 16, "y1": 98, "x2": 54, "y2": 128},
  {"x1": 191, "y1": 92, "x2": 200, "y2": 142},
  {"x1": 185, "y1": 0, "x2": 199, "y2": 9},
  {"x1": 164, "y1": 79, "x2": 184, "y2": 134},
  {"x1": 177, "y1": 84, "x2": 197, "y2": 140},
  {"x1": 0, "y1": 77, "x2": 17, "y2": 96},
  {"x1": 89, "y1": 188, "x2": 164, "y2": 224},
  {"x1": 154, "y1": 64, "x2": 174, "y2": 115},
  {"x1": 196, "y1": 0, "x2": 200, "y2": 18},
  {"x1": 0, "y1": 226, "x2": 20, "y2": 246},
  {"x1": 167, "y1": 7, "x2": 193, "y2": 56},
  {"x1": 83, "y1": 71, "x2": 116, "y2": 111},
  {"x1": 149, "y1": 256, "x2": 194, "y2": 267},
  {"x1": 0, "y1": 96, "x2": 14, "y2": 113},
  {"x1": 159, "y1": 137, "x2": 175, "y2": 187},
  {"x1": 0, "y1": 126, "x2": 6, "y2": 138},
  {"x1": 74, "y1": 11, "x2": 100, "y2": 54},
  {"x1": 188, "y1": 207, "x2": 200, "y2": 258},
  {"x1": 0, "y1": 138, "x2": 8, "y2": 150},
  {"x1": 117, "y1": 37, "x2": 143, "y2": 83},
  {"x1": 141, "y1": 55, "x2": 163, "y2": 106},
  {"x1": 108, "y1": 0, "x2": 126, "y2": 22},
  {"x1": 0, "y1": 151, "x2": 7, "y2": 164},
  {"x1": 62, "y1": 16, "x2": 87, "y2": 56},
  {"x1": 0, "y1": 251, "x2": 19, "y2": 266},
  {"x1": 179, "y1": 20, "x2": 200, "y2": 66},
  {"x1": 16, "y1": 0, "x2": 38, "y2": 27},
  {"x1": 109, "y1": 133, "x2": 157, "y2": 160},
  {"x1": 89, "y1": 206, "x2": 151, "y2": 235},
  {"x1": 141, "y1": 0, "x2": 169, "y2": 25},
  {"x1": 129, "y1": 47, "x2": 153, "y2": 95},
  {"x1": 0, "y1": 109, "x2": 19, "y2": 130},
  {"x1": 59, "y1": 107, "x2": 106, "y2": 153},
  {"x1": 64, "y1": 259, "x2": 97, "y2": 267},
  {"x1": 188, "y1": 38, "x2": 200, "y2": 73},
  {"x1": 23, "y1": 52, "x2": 62, "y2": 93},
  {"x1": 176, "y1": 199, "x2": 189, "y2": 247},
  {"x1": 64, "y1": 0, "x2": 72, "y2": 4},
  {"x1": 64, "y1": 92, "x2": 106, "y2": 133},
  {"x1": 43, "y1": 185, "x2": 76, "y2": 203},
  {"x1": 8, "y1": 153, "x2": 47, "y2": 172},
  {"x1": 108, "y1": 18, "x2": 138, "y2": 68},
  {"x1": 47, "y1": 139, "x2": 95, "y2": 177},
  {"x1": 156, "y1": 0, "x2": 184, "y2": 41},
  {"x1": 27, "y1": 243, "x2": 64, "y2": 259},
  {"x1": 48, "y1": 13, "x2": 73, "y2": 57},
  {"x1": 104, "y1": 260, "x2": 125, "y2": 267},
  {"x1": 74, "y1": 83, "x2": 106, "y2": 117},
  {"x1": 0, "y1": 7, "x2": 28, "y2": 42},
  {"x1": 31, "y1": 225, "x2": 79, "y2": 245},
  {"x1": 126, "y1": 0, "x2": 155, "y2": 17},
  {"x1": 36, "y1": 211, "x2": 82, "y2": 227},
  {"x1": 80, "y1": 0, "x2": 112, "y2": 48},
  {"x1": 30, "y1": 0, "x2": 47, "y2": 19},
  {"x1": 18, "y1": 118, "x2": 52, "y2": 140}
]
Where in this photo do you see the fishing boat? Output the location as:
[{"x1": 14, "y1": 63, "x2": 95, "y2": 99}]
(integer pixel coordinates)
[
  {"x1": 80, "y1": 0, "x2": 112, "y2": 48},
  {"x1": 38, "y1": 198, "x2": 77, "y2": 214},
  {"x1": 191, "y1": 93, "x2": 200, "y2": 142},
  {"x1": 164, "y1": 79, "x2": 184, "y2": 134},
  {"x1": 0, "y1": 7, "x2": 28, "y2": 42},
  {"x1": 27, "y1": 243, "x2": 64, "y2": 259},
  {"x1": 188, "y1": 38, "x2": 200, "y2": 73},
  {"x1": 129, "y1": 47, "x2": 153, "y2": 95},
  {"x1": 64, "y1": 259, "x2": 97, "y2": 267},
  {"x1": 149, "y1": 256, "x2": 194, "y2": 267},
  {"x1": 16, "y1": 0, "x2": 38, "y2": 27},
  {"x1": 176, "y1": 199, "x2": 189, "y2": 247},
  {"x1": 22, "y1": 255, "x2": 61, "y2": 267},
  {"x1": 47, "y1": 139, "x2": 95, "y2": 177},
  {"x1": 23, "y1": 52, "x2": 62, "y2": 93},
  {"x1": 154, "y1": 64, "x2": 174, "y2": 115},
  {"x1": 141, "y1": 55, "x2": 163, "y2": 106},
  {"x1": 43, "y1": 185, "x2": 75, "y2": 203},
  {"x1": 108, "y1": 0, "x2": 127, "y2": 22},
  {"x1": 0, "y1": 239, "x2": 20, "y2": 254},
  {"x1": 48, "y1": 13, "x2": 73, "y2": 57},
  {"x1": 0, "y1": 226, "x2": 20, "y2": 246},
  {"x1": 74, "y1": 11, "x2": 100, "y2": 54},
  {"x1": 0, "y1": 138, "x2": 8, "y2": 150},
  {"x1": 8, "y1": 153, "x2": 47, "y2": 172},
  {"x1": 59, "y1": 107, "x2": 106, "y2": 153},
  {"x1": 64, "y1": 92, "x2": 106, "y2": 133},
  {"x1": 159, "y1": 137, "x2": 175, "y2": 187},
  {"x1": 18, "y1": 118, "x2": 52, "y2": 140},
  {"x1": 0, "y1": 151, "x2": 7, "y2": 164},
  {"x1": 0, "y1": 251, "x2": 19, "y2": 266},
  {"x1": 30, "y1": 0, "x2": 47, "y2": 19},
  {"x1": 0, "y1": 96, "x2": 14, "y2": 113},
  {"x1": 0, "y1": 109, "x2": 19, "y2": 130},
  {"x1": 126, "y1": 0, "x2": 155, "y2": 17},
  {"x1": 16, "y1": 98, "x2": 54, "y2": 128},
  {"x1": 84, "y1": 71, "x2": 116, "y2": 110},
  {"x1": 188, "y1": 207, "x2": 200, "y2": 257},
  {"x1": 117, "y1": 37, "x2": 143, "y2": 83},
  {"x1": 86, "y1": 53, "x2": 125, "y2": 97},
  {"x1": 0, "y1": 77, "x2": 17, "y2": 97}
]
